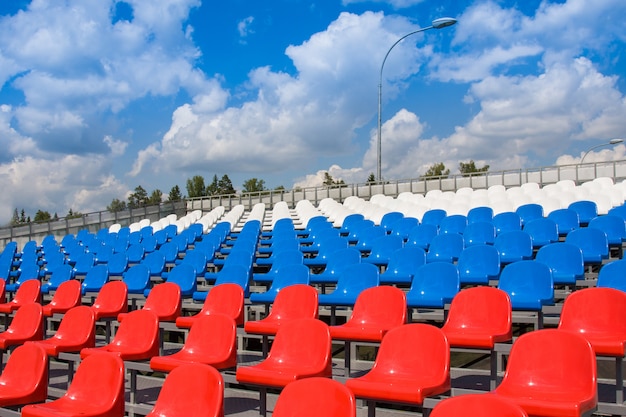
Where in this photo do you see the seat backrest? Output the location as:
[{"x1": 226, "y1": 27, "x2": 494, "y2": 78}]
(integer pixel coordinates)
[
  {"x1": 122, "y1": 263, "x2": 151, "y2": 294},
  {"x1": 45, "y1": 264, "x2": 73, "y2": 289},
  {"x1": 456, "y1": 244, "x2": 500, "y2": 285},
  {"x1": 523, "y1": 217, "x2": 559, "y2": 248},
  {"x1": 45, "y1": 279, "x2": 81, "y2": 311},
  {"x1": 180, "y1": 314, "x2": 237, "y2": 369},
  {"x1": 326, "y1": 263, "x2": 380, "y2": 302},
  {"x1": 146, "y1": 363, "x2": 224, "y2": 417},
  {"x1": 588, "y1": 214, "x2": 626, "y2": 245},
  {"x1": 463, "y1": 221, "x2": 496, "y2": 246},
  {"x1": 81, "y1": 264, "x2": 109, "y2": 294},
  {"x1": 388, "y1": 217, "x2": 420, "y2": 241},
  {"x1": 467, "y1": 206, "x2": 494, "y2": 224},
  {"x1": 266, "y1": 318, "x2": 331, "y2": 376},
  {"x1": 181, "y1": 249, "x2": 208, "y2": 276},
  {"x1": 63, "y1": 352, "x2": 125, "y2": 415},
  {"x1": 213, "y1": 263, "x2": 251, "y2": 297},
  {"x1": 495, "y1": 329, "x2": 596, "y2": 405},
  {"x1": 7, "y1": 302, "x2": 44, "y2": 339},
  {"x1": 515, "y1": 203, "x2": 544, "y2": 226},
  {"x1": 273, "y1": 377, "x2": 356, "y2": 417},
  {"x1": 598, "y1": 259, "x2": 626, "y2": 292},
  {"x1": 442, "y1": 286, "x2": 512, "y2": 345},
  {"x1": 13, "y1": 279, "x2": 41, "y2": 304},
  {"x1": 165, "y1": 263, "x2": 197, "y2": 296},
  {"x1": 421, "y1": 209, "x2": 447, "y2": 227},
  {"x1": 141, "y1": 251, "x2": 165, "y2": 276},
  {"x1": 0, "y1": 343, "x2": 48, "y2": 406},
  {"x1": 568, "y1": 200, "x2": 598, "y2": 225},
  {"x1": 565, "y1": 227, "x2": 609, "y2": 262},
  {"x1": 91, "y1": 280, "x2": 128, "y2": 319},
  {"x1": 373, "y1": 323, "x2": 449, "y2": 382},
  {"x1": 143, "y1": 282, "x2": 182, "y2": 321},
  {"x1": 547, "y1": 208, "x2": 580, "y2": 236},
  {"x1": 202, "y1": 283, "x2": 245, "y2": 325},
  {"x1": 439, "y1": 214, "x2": 468, "y2": 235},
  {"x1": 384, "y1": 247, "x2": 426, "y2": 275},
  {"x1": 426, "y1": 233, "x2": 464, "y2": 263},
  {"x1": 535, "y1": 242, "x2": 584, "y2": 285},
  {"x1": 430, "y1": 394, "x2": 528, "y2": 417},
  {"x1": 266, "y1": 284, "x2": 319, "y2": 321},
  {"x1": 110, "y1": 309, "x2": 160, "y2": 358},
  {"x1": 348, "y1": 286, "x2": 406, "y2": 329},
  {"x1": 558, "y1": 287, "x2": 626, "y2": 352},
  {"x1": 497, "y1": 261, "x2": 554, "y2": 311},
  {"x1": 51, "y1": 305, "x2": 97, "y2": 349},
  {"x1": 492, "y1": 211, "x2": 522, "y2": 235},
  {"x1": 406, "y1": 262, "x2": 460, "y2": 308},
  {"x1": 405, "y1": 224, "x2": 438, "y2": 250}
]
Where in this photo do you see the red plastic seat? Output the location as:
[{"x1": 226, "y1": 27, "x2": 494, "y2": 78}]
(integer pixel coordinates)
[
  {"x1": 150, "y1": 314, "x2": 237, "y2": 372},
  {"x1": 493, "y1": 329, "x2": 597, "y2": 417},
  {"x1": 345, "y1": 323, "x2": 450, "y2": 415},
  {"x1": 118, "y1": 282, "x2": 181, "y2": 322},
  {"x1": 329, "y1": 286, "x2": 406, "y2": 376},
  {"x1": 28, "y1": 306, "x2": 96, "y2": 357},
  {"x1": 176, "y1": 283, "x2": 244, "y2": 328},
  {"x1": 80, "y1": 309, "x2": 160, "y2": 361},
  {"x1": 273, "y1": 377, "x2": 356, "y2": 417},
  {"x1": 558, "y1": 287, "x2": 626, "y2": 404},
  {"x1": 441, "y1": 286, "x2": 512, "y2": 389},
  {"x1": 236, "y1": 318, "x2": 332, "y2": 416},
  {"x1": 21, "y1": 352, "x2": 125, "y2": 417},
  {"x1": 0, "y1": 279, "x2": 5, "y2": 303},
  {"x1": 146, "y1": 363, "x2": 224, "y2": 417},
  {"x1": 0, "y1": 343, "x2": 48, "y2": 407},
  {"x1": 90, "y1": 280, "x2": 128, "y2": 320},
  {"x1": 429, "y1": 394, "x2": 528, "y2": 417},
  {"x1": 42, "y1": 279, "x2": 82, "y2": 317},
  {"x1": 244, "y1": 284, "x2": 318, "y2": 335},
  {"x1": 0, "y1": 279, "x2": 41, "y2": 314},
  {"x1": 0, "y1": 303, "x2": 44, "y2": 349}
]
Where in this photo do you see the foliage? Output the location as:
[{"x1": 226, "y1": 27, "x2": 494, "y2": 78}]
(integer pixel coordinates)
[
  {"x1": 66, "y1": 209, "x2": 82, "y2": 219},
  {"x1": 127, "y1": 185, "x2": 149, "y2": 208},
  {"x1": 218, "y1": 174, "x2": 236, "y2": 195},
  {"x1": 186, "y1": 175, "x2": 206, "y2": 198},
  {"x1": 148, "y1": 189, "x2": 163, "y2": 205},
  {"x1": 322, "y1": 172, "x2": 346, "y2": 189},
  {"x1": 459, "y1": 160, "x2": 490, "y2": 177},
  {"x1": 420, "y1": 162, "x2": 450, "y2": 179},
  {"x1": 242, "y1": 178, "x2": 266, "y2": 193},
  {"x1": 206, "y1": 175, "x2": 219, "y2": 196},
  {"x1": 366, "y1": 173, "x2": 376, "y2": 184},
  {"x1": 34, "y1": 210, "x2": 51, "y2": 222},
  {"x1": 167, "y1": 185, "x2": 183, "y2": 202},
  {"x1": 107, "y1": 198, "x2": 127, "y2": 213}
]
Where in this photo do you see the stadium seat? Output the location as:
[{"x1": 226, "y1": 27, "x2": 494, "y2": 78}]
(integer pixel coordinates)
[
  {"x1": 151, "y1": 314, "x2": 237, "y2": 372},
  {"x1": 273, "y1": 377, "x2": 356, "y2": 417},
  {"x1": 565, "y1": 227, "x2": 609, "y2": 265},
  {"x1": 28, "y1": 305, "x2": 96, "y2": 357},
  {"x1": 467, "y1": 206, "x2": 494, "y2": 224},
  {"x1": 80, "y1": 264, "x2": 109, "y2": 294},
  {"x1": 492, "y1": 211, "x2": 522, "y2": 235},
  {"x1": 21, "y1": 352, "x2": 125, "y2": 417},
  {"x1": 426, "y1": 232, "x2": 464, "y2": 263},
  {"x1": 0, "y1": 343, "x2": 48, "y2": 408},
  {"x1": 523, "y1": 217, "x2": 559, "y2": 248},
  {"x1": 253, "y1": 249, "x2": 304, "y2": 283},
  {"x1": 568, "y1": 200, "x2": 598, "y2": 226},
  {"x1": 107, "y1": 251, "x2": 128, "y2": 277},
  {"x1": 249, "y1": 264, "x2": 310, "y2": 305},
  {"x1": 535, "y1": 242, "x2": 585, "y2": 286},
  {"x1": 303, "y1": 237, "x2": 349, "y2": 268},
  {"x1": 155, "y1": 263, "x2": 197, "y2": 297},
  {"x1": 361, "y1": 235, "x2": 403, "y2": 267},
  {"x1": 317, "y1": 263, "x2": 380, "y2": 319},
  {"x1": 547, "y1": 208, "x2": 580, "y2": 236},
  {"x1": 236, "y1": 318, "x2": 332, "y2": 416},
  {"x1": 330, "y1": 286, "x2": 406, "y2": 377},
  {"x1": 345, "y1": 323, "x2": 450, "y2": 416},
  {"x1": 308, "y1": 247, "x2": 361, "y2": 285},
  {"x1": 441, "y1": 286, "x2": 512, "y2": 388},
  {"x1": 0, "y1": 279, "x2": 41, "y2": 314},
  {"x1": 457, "y1": 244, "x2": 501, "y2": 285},
  {"x1": 492, "y1": 329, "x2": 597, "y2": 417},
  {"x1": 515, "y1": 203, "x2": 544, "y2": 226},
  {"x1": 90, "y1": 280, "x2": 128, "y2": 320},
  {"x1": 429, "y1": 394, "x2": 528, "y2": 417},
  {"x1": 422, "y1": 209, "x2": 447, "y2": 228},
  {"x1": 439, "y1": 214, "x2": 468, "y2": 235},
  {"x1": 40, "y1": 263, "x2": 73, "y2": 294},
  {"x1": 41, "y1": 279, "x2": 81, "y2": 317},
  {"x1": 463, "y1": 221, "x2": 496, "y2": 246},
  {"x1": 178, "y1": 283, "x2": 245, "y2": 328},
  {"x1": 122, "y1": 263, "x2": 151, "y2": 294},
  {"x1": 145, "y1": 363, "x2": 224, "y2": 417},
  {"x1": 588, "y1": 214, "x2": 626, "y2": 249},
  {"x1": 387, "y1": 217, "x2": 420, "y2": 242},
  {"x1": 0, "y1": 303, "x2": 44, "y2": 350},
  {"x1": 494, "y1": 230, "x2": 533, "y2": 264},
  {"x1": 140, "y1": 250, "x2": 166, "y2": 277},
  {"x1": 124, "y1": 281, "x2": 181, "y2": 322},
  {"x1": 80, "y1": 309, "x2": 160, "y2": 361},
  {"x1": 405, "y1": 223, "x2": 438, "y2": 250},
  {"x1": 597, "y1": 258, "x2": 626, "y2": 292},
  {"x1": 5, "y1": 261, "x2": 41, "y2": 293},
  {"x1": 379, "y1": 246, "x2": 426, "y2": 285},
  {"x1": 406, "y1": 262, "x2": 460, "y2": 311}
]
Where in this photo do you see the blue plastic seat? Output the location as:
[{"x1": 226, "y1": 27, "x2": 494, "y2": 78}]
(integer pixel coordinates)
[
  {"x1": 174, "y1": 250, "x2": 207, "y2": 277},
  {"x1": 353, "y1": 226, "x2": 386, "y2": 253},
  {"x1": 257, "y1": 237, "x2": 300, "y2": 256},
  {"x1": 523, "y1": 217, "x2": 559, "y2": 248},
  {"x1": 457, "y1": 245, "x2": 501, "y2": 285},
  {"x1": 421, "y1": 209, "x2": 447, "y2": 228},
  {"x1": 249, "y1": 264, "x2": 310, "y2": 304},
  {"x1": 344, "y1": 219, "x2": 376, "y2": 245},
  {"x1": 405, "y1": 224, "x2": 438, "y2": 250},
  {"x1": 122, "y1": 263, "x2": 151, "y2": 294},
  {"x1": 194, "y1": 264, "x2": 251, "y2": 301},
  {"x1": 494, "y1": 231, "x2": 533, "y2": 264},
  {"x1": 597, "y1": 259, "x2": 626, "y2": 292},
  {"x1": 405, "y1": 262, "x2": 460, "y2": 309},
  {"x1": 535, "y1": 243, "x2": 584, "y2": 285},
  {"x1": 588, "y1": 214, "x2": 626, "y2": 248},
  {"x1": 515, "y1": 203, "x2": 544, "y2": 226},
  {"x1": 141, "y1": 251, "x2": 166, "y2": 277},
  {"x1": 498, "y1": 260, "x2": 554, "y2": 314},
  {"x1": 339, "y1": 213, "x2": 365, "y2": 236},
  {"x1": 156, "y1": 263, "x2": 197, "y2": 297},
  {"x1": 547, "y1": 208, "x2": 580, "y2": 236},
  {"x1": 317, "y1": 263, "x2": 379, "y2": 307},
  {"x1": 253, "y1": 250, "x2": 304, "y2": 283},
  {"x1": 492, "y1": 212, "x2": 522, "y2": 235},
  {"x1": 467, "y1": 206, "x2": 493, "y2": 224},
  {"x1": 565, "y1": 227, "x2": 609, "y2": 264},
  {"x1": 303, "y1": 237, "x2": 349, "y2": 268},
  {"x1": 608, "y1": 204, "x2": 626, "y2": 222},
  {"x1": 426, "y1": 233, "x2": 464, "y2": 263},
  {"x1": 126, "y1": 243, "x2": 145, "y2": 263},
  {"x1": 439, "y1": 214, "x2": 467, "y2": 235},
  {"x1": 361, "y1": 235, "x2": 403, "y2": 267},
  {"x1": 380, "y1": 247, "x2": 427, "y2": 285},
  {"x1": 140, "y1": 234, "x2": 157, "y2": 253},
  {"x1": 41, "y1": 264, "x2": 73, "y2": 294},
  {"x1": 158, "y1": 241, "x2": 179, "y2": 264},
  {"x1": 568, "y1": 200, "x2": 598, "y2": 226},
  {"x1": 5, "y1": 260, "x2": 41, "y2": 292},
  {"x1": 71, "y1": 253, "x2": 95, "y2": 276},
  {"x1": 380, "y1": 212, "x2": 404, "y2": 234},
  {"x1": 309, "y1": 248, "x2": 362, "y2": 285},
  {"x1": 387, "y1": 217, "x2": 420, "y2": 242},
  {"x1": 81, "y1": 264, "x2": 109, "y2": 294},
  {"x1": 463, "y1": 221, "x2": 496, "y2": 246},
  {"x1": 107, "y1": 252, "x2": 128, "y2": 277}
]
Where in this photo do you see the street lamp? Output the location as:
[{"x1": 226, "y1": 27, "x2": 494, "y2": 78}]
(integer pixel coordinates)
[
  {"x1": 580, "y1": 138, "x2": 624, "y2": 164},
  {"x1": 376, "y1": 17, "x2": 457, "y2": 182}
]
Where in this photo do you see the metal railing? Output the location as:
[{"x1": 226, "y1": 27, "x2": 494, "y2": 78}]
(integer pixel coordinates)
[{"x1": 2, "y1": 159, "x2": 626, "y2": 249}]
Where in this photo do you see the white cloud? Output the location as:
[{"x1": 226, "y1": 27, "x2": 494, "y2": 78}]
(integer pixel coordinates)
[
  {"x1": 238, "y1": 16, "x2": 255, "y2": 40},
  {"x1": 341, "y1": 0, "x2": 425, "y2": 9},
  {"x1": 556, "y1": 144, "x2": 626, "y2": 165}
]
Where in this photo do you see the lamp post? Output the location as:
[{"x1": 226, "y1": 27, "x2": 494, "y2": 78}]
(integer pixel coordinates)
[
  {"x1": 376, "y1": 17, "x2": 457, "y2": 182},
  {"x1": 580, "y1": 138, "x2": 624, "y2": 164}
]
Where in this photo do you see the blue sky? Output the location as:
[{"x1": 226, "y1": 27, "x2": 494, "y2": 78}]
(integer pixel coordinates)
[{"x1": 1, "y1": 0, "x2": 626, "y2": 224}]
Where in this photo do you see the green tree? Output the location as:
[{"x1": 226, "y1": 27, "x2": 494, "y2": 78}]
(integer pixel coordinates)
[
  {"x1": 107, "y1": 198, "x2": 127, "y2": 213},
  {"x1": 242, "y1": 178, "x2": 266, "y2": 193},
  {"x1": 128, "y1": 185, "x2": 149, "y2": 208},
  {"x1": 366, "y1": 173, "x2": 376, "y2": 184},
  {"x1": 218, "y1": 174, "x2": 236, "y2": 195},
  {"x1": 206, "y1": 175, "x2": 219, "y2": 195},
  {"x1": 148, "y1": 189, "x2": 163, "y2": 205},
  {"x1": 167, "y1": 185, "x2": 182, "y2": 202},
  {"x1": 322, "y1": 172, "x2": 346, "y2": 189},
  {"x1": 186, "y1": 175, "x2": 206, "y2": 198},
  {"x1": 34, "y1": 210, "x2": 51, "y2": 222},
  {"x1": 11, "y1": 208, "x2": 20, "y2": 225},
  {"x1": 459, "y1": 160, "x2": 490, "y2": 177},
  {"x1": 20, "y1": 209, "x2": 26, "y2": 223},
  {"x1": 420, "y1": 162, "x2": 450, "y2": 179},
  {"x1": 66, "y1": 209, "x2": 82, "y2": 219}
]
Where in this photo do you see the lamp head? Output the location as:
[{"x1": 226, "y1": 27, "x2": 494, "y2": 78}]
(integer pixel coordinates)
[
  {"x1": 609, "y1": 138, "x2": 624, "y2": 145},
  {"x1": 432, "y1": 17, "x2": 458, "y2": 29}
]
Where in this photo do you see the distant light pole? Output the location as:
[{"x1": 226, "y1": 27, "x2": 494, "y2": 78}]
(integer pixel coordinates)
[
  {"x1": 580, "y1": 138, "x2": 624, "y2": 164},
  {"x1": 376, "y1": 17, "x2": 457, "y2": 182}
]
